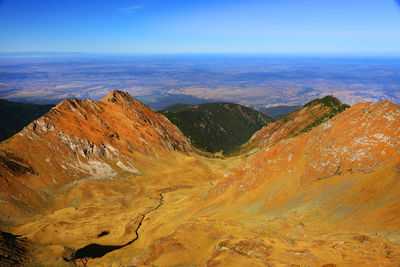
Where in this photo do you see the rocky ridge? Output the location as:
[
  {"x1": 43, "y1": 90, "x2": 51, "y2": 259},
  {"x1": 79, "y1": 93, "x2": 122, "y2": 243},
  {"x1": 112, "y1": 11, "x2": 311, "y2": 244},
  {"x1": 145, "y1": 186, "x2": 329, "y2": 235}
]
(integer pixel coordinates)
[
  {"x1": 0, "y1": 90, "x2": 192, "y2": 220},
  {"x1": 242, "y1": 95, "x2": 349, "y2": 153}
]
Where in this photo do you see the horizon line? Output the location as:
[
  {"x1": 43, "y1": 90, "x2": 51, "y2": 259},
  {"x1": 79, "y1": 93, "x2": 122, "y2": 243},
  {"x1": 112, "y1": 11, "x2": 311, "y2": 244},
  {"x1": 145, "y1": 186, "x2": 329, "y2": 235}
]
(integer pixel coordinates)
[{"x1": 1, "y1": 51, "x2": 400, "y2": 58}]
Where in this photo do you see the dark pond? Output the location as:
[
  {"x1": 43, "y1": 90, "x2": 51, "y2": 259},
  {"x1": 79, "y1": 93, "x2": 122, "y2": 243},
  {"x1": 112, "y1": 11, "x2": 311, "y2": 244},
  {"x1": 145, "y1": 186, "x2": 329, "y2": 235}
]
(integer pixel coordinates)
[{"x1": 74, "y1": 243, "x2": 124, "y2": 259}]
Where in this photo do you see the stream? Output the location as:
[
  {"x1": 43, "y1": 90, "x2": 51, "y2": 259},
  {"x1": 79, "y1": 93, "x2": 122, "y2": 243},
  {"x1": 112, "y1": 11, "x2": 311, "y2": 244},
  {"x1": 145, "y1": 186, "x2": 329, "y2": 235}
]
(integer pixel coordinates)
[{"x1": 63, "y1": 193, "x2": 165, "y2": 262}]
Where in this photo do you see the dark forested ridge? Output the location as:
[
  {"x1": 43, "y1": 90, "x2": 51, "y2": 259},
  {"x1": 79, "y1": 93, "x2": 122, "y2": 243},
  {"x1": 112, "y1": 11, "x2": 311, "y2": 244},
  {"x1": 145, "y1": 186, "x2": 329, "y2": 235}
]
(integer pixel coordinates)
[
  {"x1": 0, "y1": 99, "x2": 54, "y2": 142},
  {"x1": 161, "y1": 102, "x2": 273, "y2": 154}
]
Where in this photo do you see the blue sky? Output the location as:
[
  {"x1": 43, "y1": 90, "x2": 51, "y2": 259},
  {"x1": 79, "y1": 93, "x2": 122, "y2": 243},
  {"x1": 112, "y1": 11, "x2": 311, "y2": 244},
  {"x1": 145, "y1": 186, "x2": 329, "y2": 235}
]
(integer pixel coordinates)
[{"x1": 0, "y1": 0, "x2": 400, "y2": 54}]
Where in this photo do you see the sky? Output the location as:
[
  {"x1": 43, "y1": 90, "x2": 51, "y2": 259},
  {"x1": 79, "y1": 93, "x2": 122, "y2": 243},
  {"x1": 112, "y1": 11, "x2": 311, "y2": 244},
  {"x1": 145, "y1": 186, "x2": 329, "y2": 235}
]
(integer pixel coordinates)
[{"x1": 0, "y1": 0, "x2": 400, "y2": 54}]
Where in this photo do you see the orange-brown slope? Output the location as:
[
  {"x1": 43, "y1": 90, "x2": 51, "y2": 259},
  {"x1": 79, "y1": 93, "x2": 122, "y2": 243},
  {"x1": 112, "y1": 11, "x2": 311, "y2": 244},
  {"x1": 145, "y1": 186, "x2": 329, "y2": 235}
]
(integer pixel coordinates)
[
  {"x1": 211, "y1": 100, "x2": 400, "y2": 231},
  {"x1": 0, "y1": 90, "x2": 193, "y2": 220}
]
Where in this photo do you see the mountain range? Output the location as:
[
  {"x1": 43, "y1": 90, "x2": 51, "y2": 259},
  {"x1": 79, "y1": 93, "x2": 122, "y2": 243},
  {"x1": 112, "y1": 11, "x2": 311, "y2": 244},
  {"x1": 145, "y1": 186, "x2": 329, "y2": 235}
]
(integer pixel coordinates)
[{"x1": 0, "y1": 90, "x2": 399, "y2": 266}]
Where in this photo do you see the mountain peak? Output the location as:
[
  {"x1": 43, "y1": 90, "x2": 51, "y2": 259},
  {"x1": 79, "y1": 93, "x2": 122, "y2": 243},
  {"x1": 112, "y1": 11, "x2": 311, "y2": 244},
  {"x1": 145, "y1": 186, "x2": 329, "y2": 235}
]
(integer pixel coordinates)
[
  {"x1": 54, "y1": 97, "x2": 96, "y2": 111},
  {"x1": 100, "y1": 90, "x2": 137, "y2": 106},
  {"x1": 0, "y1": 91, "x2": 193, "y2": 218}
]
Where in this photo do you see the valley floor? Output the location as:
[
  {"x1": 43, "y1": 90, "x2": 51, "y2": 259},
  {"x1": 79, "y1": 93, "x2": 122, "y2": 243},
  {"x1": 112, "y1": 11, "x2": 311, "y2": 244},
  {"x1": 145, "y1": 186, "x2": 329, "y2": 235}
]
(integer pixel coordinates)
[{"x1": 5, "y1": 152, "x2": 400, "y2": 266}]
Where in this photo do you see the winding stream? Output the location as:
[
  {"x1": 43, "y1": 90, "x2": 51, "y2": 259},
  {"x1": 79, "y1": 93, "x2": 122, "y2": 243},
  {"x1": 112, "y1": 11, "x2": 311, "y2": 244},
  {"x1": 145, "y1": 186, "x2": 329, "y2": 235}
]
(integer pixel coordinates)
[{"x1": 64, "y1": 193, "x2": 165, "y2": 262}]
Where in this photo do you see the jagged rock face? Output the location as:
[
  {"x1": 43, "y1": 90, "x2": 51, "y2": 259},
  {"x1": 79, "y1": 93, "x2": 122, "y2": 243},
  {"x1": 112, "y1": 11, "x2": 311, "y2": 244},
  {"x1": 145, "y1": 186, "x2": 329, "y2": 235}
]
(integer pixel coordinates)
[
  {"x1": 210, "y1": 100, "x2": 400, "y2": 230},
  {"x1": 0, "y1": 90, "x2": 192, "y2": 218}
]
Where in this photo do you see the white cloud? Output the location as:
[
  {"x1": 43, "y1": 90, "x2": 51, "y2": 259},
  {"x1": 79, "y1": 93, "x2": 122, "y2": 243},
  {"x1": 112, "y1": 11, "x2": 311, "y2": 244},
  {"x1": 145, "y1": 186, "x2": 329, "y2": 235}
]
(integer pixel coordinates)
[{"x1": 118, "y1": 5, "x2": 144, "y2": 14}]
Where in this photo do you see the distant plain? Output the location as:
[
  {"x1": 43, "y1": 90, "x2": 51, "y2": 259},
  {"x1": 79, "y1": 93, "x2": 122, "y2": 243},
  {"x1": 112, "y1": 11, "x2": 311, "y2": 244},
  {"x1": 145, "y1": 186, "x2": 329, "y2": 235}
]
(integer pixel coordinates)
[{"x1": 0, "y1": 53, "x2": 399, "y2": 109}]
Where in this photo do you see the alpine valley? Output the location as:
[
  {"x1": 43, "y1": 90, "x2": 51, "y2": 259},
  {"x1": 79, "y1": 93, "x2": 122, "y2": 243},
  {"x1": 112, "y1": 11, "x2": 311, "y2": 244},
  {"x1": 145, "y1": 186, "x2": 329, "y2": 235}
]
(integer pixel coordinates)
[{"x1": 1, "y1": 90, "x2": 400, "y2": 266}]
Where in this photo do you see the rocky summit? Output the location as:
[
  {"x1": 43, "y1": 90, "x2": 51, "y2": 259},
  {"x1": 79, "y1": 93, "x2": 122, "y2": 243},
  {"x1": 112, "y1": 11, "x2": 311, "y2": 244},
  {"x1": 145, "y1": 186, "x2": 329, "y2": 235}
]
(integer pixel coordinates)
[{"x1": 0, "y1": 91, "x2": 399, "y2": 266}]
